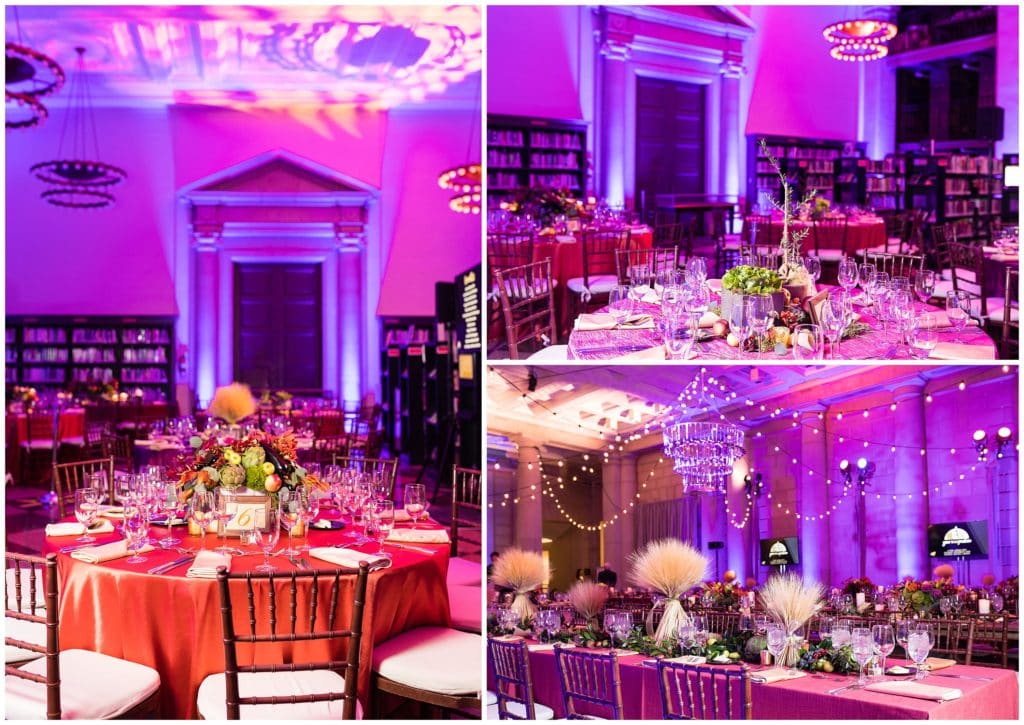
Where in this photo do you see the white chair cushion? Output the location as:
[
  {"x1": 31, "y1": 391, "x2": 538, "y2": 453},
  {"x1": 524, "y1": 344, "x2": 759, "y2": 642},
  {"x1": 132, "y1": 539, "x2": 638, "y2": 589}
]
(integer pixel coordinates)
[
  {"x1": 932, "y1": 280, "x2": 954, "y2": 298},
  {"x1": 447, "y1": 557, "x2": 482, "y2": 587},
  {"x1": 6, "y1": 648, "x2": 160, "y2": 720},
  {"x1": 488, "y1": 701, "x2": 556, "y2": 720},
  {"x1": 448, "y1": 584, "x2": 482, "y2": 632},
  {"x1": 817, "y1": 250, "x2": 846, "y2": 261},
  {"x1": 486, "y1": 690, "x2": 498, "y2": 706},
  {"x1": 59, "y1": 436, "x2": 86, "y2": 446},
  {"x1": 5, "y1": 616, "x2": 45, "y2": 664},
  {"x1": 372, "y1": 627, "x2": 481, "y2": 696},
  {"x1": 495, "y1": 280, "x2": 557, "y2": 299},
  {"x1": 983, "y1": 298, "x2": 1019, "y2": 322},
  {"x1": 21, "y1": 441, "x2": 54, "y2": 450},
  {"x1": 565, "y1": 275, "x2": 618, "y2": 295},
  {"x1": 6, "y1": 567, "x2": 47, "y2": 610},
  {"x1": 196, "y1": 669, "x2": 360, "y2": 720},
  {"x1": 525, "y1": 345, "x2": 569, "y2": 361}
]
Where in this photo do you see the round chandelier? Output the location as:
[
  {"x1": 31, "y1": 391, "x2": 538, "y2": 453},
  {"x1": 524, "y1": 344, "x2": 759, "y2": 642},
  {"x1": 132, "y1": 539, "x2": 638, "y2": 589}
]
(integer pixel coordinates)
[
  {"x1": 5, "y1": 9, "x2": 65, "y2": 130},
  {"x1": 662, "y1": 368, "x2": 745, "y2": 494},
  {"x1": 438, "y1": 164, "x2": 482, "y2": 214},
  {"x1": 823, "y1": 18, "x2": 898, "y2": 62},
  {"x1": 30, "y1": 47, "x2": 126, "y2": 209}
]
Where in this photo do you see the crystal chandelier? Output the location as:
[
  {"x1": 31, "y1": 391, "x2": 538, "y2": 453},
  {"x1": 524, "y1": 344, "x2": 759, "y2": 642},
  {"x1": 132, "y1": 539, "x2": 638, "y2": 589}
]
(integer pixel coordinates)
[
  {"x1": 823, "y1": 16, "x2": 898, "y2": 62},
  {"x1": 662, "y1": 369, "x2": 745, "y2": 494}
]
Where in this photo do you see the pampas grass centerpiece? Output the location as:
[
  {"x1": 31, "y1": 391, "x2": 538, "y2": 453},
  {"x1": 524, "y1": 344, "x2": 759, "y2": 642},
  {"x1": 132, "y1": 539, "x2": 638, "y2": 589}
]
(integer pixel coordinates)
[
  {"x1": 628, "y1": 539, "x2": 708, "y2": 644},
  {"x1": 490, "y1": 548, "x2": 548, "y2": 623},
  {"x1": 208, "y1": 382, "x2": 257, "y2": 426},
  {"x1": 760, "y1": 573, "x2": 824, "y2": 666},
  {"x1": 567, "y1": 580, "x2": 609, "y2": 628}
]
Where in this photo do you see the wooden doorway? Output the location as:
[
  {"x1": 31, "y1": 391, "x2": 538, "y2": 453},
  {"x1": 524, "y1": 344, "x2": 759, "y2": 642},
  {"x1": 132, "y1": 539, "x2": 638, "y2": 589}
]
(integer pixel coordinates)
[
  {"x1": 234, "y1": 263, "x2": 322, "y2": 392},
  {"x1": 635, "y1": 76, "x2": 706, "y2": 215}
]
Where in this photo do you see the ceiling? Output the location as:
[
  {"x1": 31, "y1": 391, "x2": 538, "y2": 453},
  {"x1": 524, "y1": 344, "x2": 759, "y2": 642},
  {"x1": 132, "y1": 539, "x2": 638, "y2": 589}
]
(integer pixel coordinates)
[
  {"x1": 486, "y1": 364, "x2": 994, "y2": 454},
  {"x1": 5, "y1": 5, "x2": 481, "y2": 108}
]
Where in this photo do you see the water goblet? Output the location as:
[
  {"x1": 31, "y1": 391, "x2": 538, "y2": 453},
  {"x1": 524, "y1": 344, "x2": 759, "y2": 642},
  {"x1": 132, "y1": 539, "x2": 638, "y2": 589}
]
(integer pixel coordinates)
[
  {"x1": 913, "y1": 269, "x2": 936, "y2": 305},
  {"x1": 686, "y1": 257, "x2": 708, "y2": 287},
  {"x1": 851, "y1": 628, "x2": 874, "y2": 687},
  {"x1": 821, "y1": 299, "x2": 847, "y2": 360},
  {"x1": 831, "y1": 622, "x2": 852, "y2": 648},
  {"x1": 663, "y1": 316, "x2": 695, "y2": 360},
  {"x1": 615, "y1": 611, "x2": 633, "y2": 649},
  {"x1": 729, "y1": 298, "x2": 751, "y2": 357},
  {"x1": 766, "y1": 623, "x2": 787, "y2": 668},
  {"x1": 298, "y1": 486, "x2": 321, "y2": 552},
  {"x1": 403, "y1": 483, "x2": 427, "y2": 528},
  {"x1": 213, "y1": 487, "x2": 235, "y2": 554},
  {"x1": 858, "y1": 263, "x2": 877, "y2": 302},
  {"x1": 123, "y1": 504, "x2": 150, "y2": 564},
  {"x1": 367, "y1": 500, "x2": 394, "y2": 557},
  {"x1": 253, "y1": 508, "x2": 281, "y2": 573},
  {"x1": 677, "y1": 620, "x2": 698, "y2": 653},
  {"x1": 188, "y1": 489, "x2": 215, "y2": 550},
  {"x1": 804, "y1": 255, "x2": 822, "y2": 284},
  {"x1": 607, "y1": 286, "x2": 634, "y2": 326},
  {"x1": 872, "y1": 624, "x2": 895, "y2": 677},
  {"x1": 278, "y1": 488, "x2": 303, "y2": 555},
  {"x1": 157, "y1": 482, "x2": 184, "y2": 548},
  {"x1": 945, "y1": 290, "x2": 970, "y2": 342},
  {"x1": 907, "y1": 627, "x2": 933, "y2": 681},
  {"x1": 603, "y1": 609, "x2": 622, "y2": 651},
  {"x1": 837, "y1": 257, "x2": 859, "y2": 295},
  {"x1": 896, "y1": 620, "x2": 913, "y2": 657},
  {"x1": 817, "y1": 616, "x2": 834, "y2": 642},
  {"x1": 74, "y1": 488, "x2": 101, "y2": 543}
]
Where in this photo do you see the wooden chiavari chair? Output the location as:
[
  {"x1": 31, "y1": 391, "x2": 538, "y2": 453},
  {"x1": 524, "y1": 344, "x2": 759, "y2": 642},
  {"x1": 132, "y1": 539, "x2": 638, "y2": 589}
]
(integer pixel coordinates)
[
  {"x1": 332, "y1": 454, "x2": 398, "y2": 499},
  {"x1": 487, "y1": 637, "x2": 554, "y2": 720},
  {"x1": 554, "y1": 645, "x2": 624, "y2": 719},
  {"x1": 615, "y1": 246, "x2": 679, "y2": 286},
  {"x1": 657, "y1": 660, "x2": 752, "y2": 720},
  {"x1": 51, "y1": 456, "x2": 115, "y2": 518},
  {"x1": 864, "y1": 251, "x2": 924, "y2": 280},
  {"x1": 967, "y1": 616, "x2": 1010, "y2": 668},
  {"x1": 494, "y1": 259, "x2": 562, "y2": 360},
  {"x1": 100, "y1": 432, "x2": 134, "y2": 473},
  {"x1": 927, "y1": 618, "x2": 974, "y2": 663},
  {"x1": 812, "y1": 217, "x2": 849, "y2": 262},
  {"x1": 567, "y1": 228, "x2": 631, "y2": 317}
]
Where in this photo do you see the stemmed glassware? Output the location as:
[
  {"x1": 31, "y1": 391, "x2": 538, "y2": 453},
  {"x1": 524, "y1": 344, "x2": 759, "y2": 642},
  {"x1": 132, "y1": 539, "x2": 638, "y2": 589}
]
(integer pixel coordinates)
[
  {"x1": 729, "y1": 299, "x2": 751, "y2": 358},
  {"x1": 792, "y1": 324, "x2": 823, "y2": 360},
  {"x1": 746, "y1": 295, "x2": 775, "y2": 360},
  {"x1": 403, "y1": 483, "x2": 427, "y2": 528},
  {"x1": 817, "y1": 616, "x2": 834, "y2": 642},
  {"x1": 497, "y1": 606, "x2": 519, "y2": 637},
  {"x1": 804, "y1": 255, "x2": 822, "y2": 285},
  {"x1": 913, "y1": 269, "x2": 936, "y2": 306},
  {"x1": 831, "y1": 621, "x2": 852, "y2": 648},
  {"x1": 366, "y1": 500, "x2": 394, "y2": 558},
  {"x1": 685, "y1": 257, "x2": 708, "y2": 287},
  {"x1": 157, "y1": 482, "x2": 184, "y2": 548},
  {"x1": 766, "y1": 623, "x2": 787, "y2": 669},
  {"x1": 821, "y1": 296, "x2": 848, "y2": 360},
  {"x1": 677, "y1": 620, "x2": 698, "y2": 654},
  {"x1": 603, "y1": 609, "x2": 622, "y2": 651},
  {"x1": 851, "y1": 628, "x2": 874, "y2": 687},
  {"x1": 278, "y1": 488, "x2": 303, "y2": 556},
  {"x1": 607, "y1": 286, "x2": 634, "y2": 326},
  {"x1": 123, "y1": 504, "x2": 150, "y2": 564},
  {"x1": 213, "y1": 487, "x2": 235, "y2": 554},
  {"x1": 837, "y1": 257, "x2": 859, "y2": 295},
  {"x1": 872, "y1": 624, "x2": 895, "y2": 677},
  {"x1": 614, "y1": 611, "x2": 634, "y2": 650},
  {"x1": 858, "y1": 263, "x2": 877, "y2": 303},
  {"x1": 73, "y1": 488, "x2": 101, "y2": 543},
  {"x1": 188, "y1": 489, "x2": 215, "y2": 550},
  {"x1": 253, "y1": 509, "x2": 281, "y2": 574},
  {"x1": 298, "y1": 486, "x2": 320, "y2": 552},
  {"x1": 945, "y1": 290, "x2": 970, "y2": 342},
  {"x1": 907, "y1": 625, "x2": 934, "y2": 680},
  {"x1": 895, "y1": 620, "x2": 913, "y2": 658}
]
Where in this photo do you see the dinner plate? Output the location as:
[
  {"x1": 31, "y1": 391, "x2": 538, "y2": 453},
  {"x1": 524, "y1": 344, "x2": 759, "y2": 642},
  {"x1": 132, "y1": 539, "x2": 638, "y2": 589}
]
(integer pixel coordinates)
[{"x1": 311, "y1": 519, "x2": 346, "y2": 530}]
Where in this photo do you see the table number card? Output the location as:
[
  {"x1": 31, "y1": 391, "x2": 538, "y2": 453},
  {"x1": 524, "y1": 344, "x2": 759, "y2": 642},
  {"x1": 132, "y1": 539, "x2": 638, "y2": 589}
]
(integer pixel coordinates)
[{"x1": 224, "y1": 494, "x2": 271, "y2": 535}]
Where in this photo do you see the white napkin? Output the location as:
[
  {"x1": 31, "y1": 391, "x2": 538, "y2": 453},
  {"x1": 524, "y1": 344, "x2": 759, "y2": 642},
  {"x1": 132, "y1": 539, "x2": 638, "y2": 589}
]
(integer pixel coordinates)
[
  {"x1": 394, "y1": 510, "x2": 432, "y2": 523},
  {"x1": 696, "y1": 311, "x2": 721, "y2": 329},
  {"x1": 309, "y1": 547, "x2": 391, "y2": 570},
  {"x1": 864, "y1": 681, "x2": 962, "y2": 701},
  {"x1": 98, "y1": 506, "x2": 125, "y2": 520},
  {"x1": 632, "y1": 285, "x2": 660, "y2": 304},
  {"x1": 929, "y1": 342, "x2": 996, "y2": 360},
  {"x1": 750, "y1": 667, "x2": 807, "y2": 684},
  {"x1": 70, "y1": 540, "x2": 155, "y2": 563},
  {"x1": 664, "y1": 655, "x2": 707, "y2": 665},
  {"x1": 45, "y1": 520, "x2": 115, "y2": 537},
  {"x1": 555, "y1": 235, "x2": 576, "y2": 244},
  {"x1": 186, "y1": 550, "x2": 231, "y2": 579},
  {"x1": 528, "y1": 643, "x2": 570, "y2": 652},
  {"x1": 387, "y1": 528, "x2": 450, "y2": 544},
  {"x1": 575, "y1": 313, "x2": 655, "y2": 331}
]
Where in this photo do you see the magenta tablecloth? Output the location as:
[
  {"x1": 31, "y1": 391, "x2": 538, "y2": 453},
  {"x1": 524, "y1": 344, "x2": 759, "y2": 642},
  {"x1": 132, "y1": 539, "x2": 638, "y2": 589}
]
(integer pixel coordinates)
[{"x1": 515, "y1": 648, "x2": 1018, "y2": 720}]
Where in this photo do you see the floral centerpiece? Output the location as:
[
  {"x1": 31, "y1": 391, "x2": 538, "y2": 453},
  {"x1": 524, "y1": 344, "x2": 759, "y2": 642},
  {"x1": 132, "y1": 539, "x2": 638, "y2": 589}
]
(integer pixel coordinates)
[
  {"x1": 627, "y1": 539, "x2": 708, "y2": 645},
  {"x1": 700, "y1": 580, "x2": 747, "y2": 610},
  {"x1": 760, "y1": 573, "x2": 824, "y2": 666},
  {"x1": 758, "y1": 138, "x2": 817, "y2": 299},
  {"x1": 796, "y1": 639, "x2": 858, "y2": 675},
  {"x1": 490, "y1": 548, "x2": 548, "y2": 624},
  {"x1": 720, "y1": 265, "x2": 785, "y2": 318},
  {"x1": 172, "y1": 430, "x2": 322, "y2": 505},
  {"x1": 501, "y1": 187, "x2": 583, "y2": 230},
  {"x1": 9, "y1": 386, "x2": 39, "y2": 413},
  {"x1": 207, "y1": 382, "x2": 258, "y2": 426},
  {"x1": 894, "y1": 575, "x2": 963, "y2": 616},
  {"x1": 813, "y1": 195, "x2": 831, "y2": 219},
  {"x1": 842, "y1": 576, "x2": 876, "y2": 597},
  {"x1": 260, "y1": 390, "x2": 294, "y2": 410}
]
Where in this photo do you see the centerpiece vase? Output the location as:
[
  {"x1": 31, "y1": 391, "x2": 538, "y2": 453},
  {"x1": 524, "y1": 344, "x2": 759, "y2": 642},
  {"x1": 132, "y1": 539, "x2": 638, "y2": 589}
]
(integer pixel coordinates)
[
  {"x1": 777, "y1": 630, "x2": 804, "y2": 667},
  {"x1": 651, "y1": 598, "x2": 690, "y2": 645},
  {"x1": 510, "y1": 590, "x2": 536, "y2": 624}
]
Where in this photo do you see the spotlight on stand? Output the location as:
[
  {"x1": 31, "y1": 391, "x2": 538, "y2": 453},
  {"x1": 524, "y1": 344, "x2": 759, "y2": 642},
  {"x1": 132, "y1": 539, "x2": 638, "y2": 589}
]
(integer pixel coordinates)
[
  {"x1": 855, "y1": 458, "x2": 876, "y2": 485},
  {"x1": 839, "y1": 459, "x2": 852, "y2": 485},
  {"x1": 973, "y1": 427, "x2": 1014, "y2": 461},
  {"x1": 996, "y1": 427, "x2": 1013, "y2": 459},
  {"x1": 973, "y1": 429, "x2": 989, "y2": 461}
]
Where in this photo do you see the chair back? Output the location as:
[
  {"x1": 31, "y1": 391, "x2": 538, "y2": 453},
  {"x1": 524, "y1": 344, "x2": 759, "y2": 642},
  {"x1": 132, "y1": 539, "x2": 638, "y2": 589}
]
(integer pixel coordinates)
[
  {"x1": 931, "y1": 222, "x2": 955, "y2": 270},
  {"x1": 488, "y1": 637, "x2": 539, "y2": 720},
  {"x1": 967, "y1": 616, "x2": 1009, "y2": 668},
  {"x1": 948, "y1": 242, "x2": 989, "y2": 316},
  {"x1": 703, "y1": 611, "x2": 742, "y2": 638},
  {"x1": 5, "y1": 553, "x2": 59, "y2": 719},
  {"x1": 553, "y1": 645, "x2": 624, "y2": 719},
  {"x1": 1001, "y1": 267, "x2": 1019, "y2": 359},
  {"x1": 487, "y1": 232, "x2": 535, "y2": 275},
  {"x1": 100, "y1": 433, "x2": 134, "y2": 473},
  {"x1": 215, "y1": 563, "x2": 369, "y2": 720},
  {"x1": 311, "y1": 435, "x2": 350, "y2": 465},
  {"x1": 494, "y1": 259, "x2": 558, "y2": 360},
  {"x1": 580, "y1": 229, "x2": 631, "y2": 285},
  {"x1": 928, "y1": 618, "x2": 974, "y2": 662},
  {"x1": 314, "y1": 409, "x2": 345, "y2": 438},
  {"x1": 24, "y1": 412, "x2": 56, "y2": 447},
  {"x1": 52, "y1": 456, "x2": 115, "y2": 518},
  {"x1": 451, "y1": 466, "x2": 482, "y2": 558},
  {"x1": 865, "y1": 252, "x2": 924, "y2": 280},
  {"x1": 615, "y1": 246, "x2": 679, "y2": 286},
  {"x1": 813, "y1": 217, "x2": 849, "y2": 256},
  {"x1": 332, "y1": 455, "x2": 398, "y2": 499},
  {"x1": 658, "y1": 661, "x2": 752, "y2": 720}
]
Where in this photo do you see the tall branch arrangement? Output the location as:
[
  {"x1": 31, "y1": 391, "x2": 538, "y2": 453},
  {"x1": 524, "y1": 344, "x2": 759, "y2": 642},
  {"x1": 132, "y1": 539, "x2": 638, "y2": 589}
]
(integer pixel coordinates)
[{"x1": 760, "y1": 138, "x2": 817, "y2": 284}]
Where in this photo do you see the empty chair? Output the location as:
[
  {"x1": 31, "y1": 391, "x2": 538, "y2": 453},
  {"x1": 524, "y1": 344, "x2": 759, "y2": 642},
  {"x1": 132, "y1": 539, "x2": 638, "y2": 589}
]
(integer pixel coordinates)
[
  {"x1": 310, "y1": 434, "x2": 350, "y2": 465},
  {"x1": 5, "y1": 553, "x2": 162, "y2": 719},
  {"x1": 5, "y1": 553, "x2": 47, "y2": 665},
  {"x1": 51, "y1": 456, "x2": 115, "y2": 518},
  {"x1": 18, "y1": 411, "x2": 58, "y2": 485},
  {"x1": 100, "y1": 432, "x2": 134, "y2": 474},
  {"x1": 494, "y1": 259, "x2": 564, "y2": 360},
  {"x1": 657, "y1": 660, "x2": 752, "y2": 720},
  {"x1": 615, "y1": 246, "x2": 679, "y2": 286},
  {"x1": 949, "y1": 241, "x2": 1017, "y2": 324},
  {"x1": 487, "y1": 232, "x2": 535, "y2": 274},
  {"x1": 702, "y1": 611, "x2": 742, "y2": 638},
  {"x1": 968, "y1": 616, "x2": 1010, "y2": 668},
  {"x1": 864, "y1": 252, "x2": 924, "y2": 280},
  {"x1": 1001, "y1": 267, "x2": 1019, "y2": 359},
  {"x1": 332, "y1": 455, "x2": 399, "y2": 499},
  {"x1": 553, "y1": 645, "x2": 624, "y2": 719},
  {"x1": 488, "y1": 637, "x2": 555, "y2": 720},
  {"x1": 812, "y1": 217, "x2": 849, "y2": 263},
  {"x1": 927, "y1": 619, "x2": 974, "y2": 663},
  {"x1": 448, "y1": 466, "x2": 483, "y2": 633},
  {"x1": 197, "y1": 563, "x2": 369, "y2": 719},
  {"x1": 566, "y1": 228, "x2": 631, "y2": 316}
]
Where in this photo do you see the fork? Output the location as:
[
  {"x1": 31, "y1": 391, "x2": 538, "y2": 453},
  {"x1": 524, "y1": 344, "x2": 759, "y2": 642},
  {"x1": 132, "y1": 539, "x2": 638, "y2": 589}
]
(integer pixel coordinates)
[{"x1": 827, "y1": 682, "x2": 860, "y2": 696}]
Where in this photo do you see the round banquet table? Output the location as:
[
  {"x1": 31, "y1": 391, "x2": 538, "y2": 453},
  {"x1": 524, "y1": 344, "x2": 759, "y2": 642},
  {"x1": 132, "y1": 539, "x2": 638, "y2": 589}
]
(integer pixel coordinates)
[
  {"x1": 756, "y1": 218, "x2": 886, "y2": 253},
  {"x1": 6, "y1": 408, "x2": 86, "y2": 446},
  {"x1": 45, "y1": 514, "x2": 453, "y2": 718},
  {"x1": 533, "y1": 225, "x2": 654, "y2": 336}
]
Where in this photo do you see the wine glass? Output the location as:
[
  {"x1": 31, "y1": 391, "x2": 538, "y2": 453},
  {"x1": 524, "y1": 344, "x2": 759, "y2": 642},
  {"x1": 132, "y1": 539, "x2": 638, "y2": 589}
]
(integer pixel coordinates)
[
  {"x1": 766, "y1": 623, "x2": 787, "y2": 668},
  {"x1": 747, "y1": 295, "x2": 774, "y2": 360},
  {"x1": 367, "y1": 500, "x2": 394, "y2": 558},
  {"x1": 614, "y1": 611, "x2": 633, "y2": 649},
  {"x1": 729, "y1": 298, "x2": 751, "y2": 358},
  {"x1": 907, "y1": 626, "x2": 933, "y2": 681},
  {"x1": 939, "y1": 596, "x2": 954, "y2": 617},
  {"x1": 837, "y1": 257, "x2": 859, "y2": 295},
  {"x1": 851, "y1": 628, "x2": 874, "y2": 687},
  {"x1": 945, "y1": 290, "x2": 969, "y2": 342},
  {"x1": 188, "y1": 489, "x2": 215, "y2": 550},
  {"x1": 896, "y1": 620, "x2": 913, "y2": 657},
  {"x1": 298, "y1": 486, "x2": 321, "y2": 552},
  {"x1": 754, "y1": 614, "x2": 769, "y2": 636},
  {"x1": 403, "y1": 483, "x2": 427, "y2": 529},
  {"x1": 604, "y1": 609, "x2": 622, "y2": 651},
  {"x1": 663, "y1": 316, "x2": 695, "y2": 360},
  {"x1": 686, "y1": 257, "x2": 708, "y2": 287},
  {"x1": 497, "y1": 606, "x2": 519, "y2": 636},
  {"x1": 543, "y1": 609, "x2": 563, "y2": 643},
  {"x1": 607, "y1": 286, "x2": 634, "y2": 326},
  {"x1": 913, "y1": 269, "x2": 936, "y2": 305},
  {"x1": 213, "y1": 487, "x2": 235, "y2": 554},
  {"x1": 909, "y1": 315, "x2": 939, "y2": 359},
  {"x1": 73, "y1": 488, "x2": 101, "y2": 543},
  {"x1": 279, "y1": 488, "x2": 303, "y2": 555},
  {"x1": 677, "y1": 620, "x2": 698, "y2": 653},
  {"x1": 792, "y1": 324, "x2": 823, "y2": 361},
  {"x1": 821, "y1": 298, "x2": 847, "y2": 360},
  {"x1": 253, "y1": 508, "x2": 281, "y2": 574},
  {"x1": 87, "y1": 471, "x2": 108, "y2": 505},
  {"x1": 817, "y1": 616, "x2": 835, "y2": 642},
  {"x1": 156, "y1": 482, "x2": 183, "y2": 548},
  {"x1": 831, "y1": 622, "x2": 852, "y2": 648},
  {"x1": 804, "y1": 255, "x2": 822, "y2": 284},
  {"x1": 872, "y1": 624, "x2": 895, "y2": 676},
  {"x1": 690, "y1": 615, "x2": 708, "y2": 649},
  {"x1": 123, "y1": 504, "x2": 150, "y2": 564}
]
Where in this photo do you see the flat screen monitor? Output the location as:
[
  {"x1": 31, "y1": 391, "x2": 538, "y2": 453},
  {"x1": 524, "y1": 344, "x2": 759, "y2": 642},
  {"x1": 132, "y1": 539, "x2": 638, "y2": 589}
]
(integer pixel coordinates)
[
  {"x1": 928, "y1": 520, "x2": 989, "y2": 559},
  {"x1": 760, "y1": 537, "x2": 799, "y2": 566}
]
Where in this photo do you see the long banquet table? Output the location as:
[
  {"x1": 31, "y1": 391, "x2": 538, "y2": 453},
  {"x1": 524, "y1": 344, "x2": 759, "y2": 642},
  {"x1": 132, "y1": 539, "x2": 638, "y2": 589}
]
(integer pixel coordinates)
[
  {"x1": 566, "y1": 286, "x2": 997, "y2": 361},
  {"x1": 45, "y1": 513, "x2": 452, "y2": 718},
  {"x1": 514, "y1": 643, "x2": 1018, "y2": 720}
]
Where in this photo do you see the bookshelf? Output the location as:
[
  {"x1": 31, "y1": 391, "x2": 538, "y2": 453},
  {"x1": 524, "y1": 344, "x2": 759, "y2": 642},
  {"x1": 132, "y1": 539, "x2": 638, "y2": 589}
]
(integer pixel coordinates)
[
  {"x1": 997, "y1": 153, "x2": 1018, "y2": 224},
  {"x1": 904, "y1": 150, "x2": 1002, "y2": 241},
  {"x1": 747, "y1": 135, "x2": 859, "y2": 209},
  {"x1": 487, "y1": 115, "x2": 588, "y2": 207}
]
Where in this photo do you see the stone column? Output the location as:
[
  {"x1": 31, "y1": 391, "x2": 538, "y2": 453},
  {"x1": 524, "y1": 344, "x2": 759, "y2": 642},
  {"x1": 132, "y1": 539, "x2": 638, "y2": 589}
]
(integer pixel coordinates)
[
  {"x1": 799, "y1": 405, "x2": 829, "y2": 583},
  {"x1": 601, "y1": 453, "x2": 637, "y2": 578},
  {"x1": 191, "y1": 229, "x2": 221, "y2": 406},
  {"x1": 514, "y1": 443, "x2": 544, "y2": 552},
  {"x1": 893, "y1": 379, "x2": 929, "y2": 580},
  {"x1": 719, "y1": 62, "x2": 743, "y2": 229},
  {"x1": 336, "y1": 234, "x2": 365, "y2": 403},
  {"x1": 597, "y1": 29, "x2": 631, "y2": 208}
]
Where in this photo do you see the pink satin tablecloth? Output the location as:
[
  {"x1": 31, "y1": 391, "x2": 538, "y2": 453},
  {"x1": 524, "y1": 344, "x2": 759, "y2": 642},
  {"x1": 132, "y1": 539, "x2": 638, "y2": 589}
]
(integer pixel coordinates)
[{"x1": 45, "y1": 515, "x2": 452, "y2": 718}]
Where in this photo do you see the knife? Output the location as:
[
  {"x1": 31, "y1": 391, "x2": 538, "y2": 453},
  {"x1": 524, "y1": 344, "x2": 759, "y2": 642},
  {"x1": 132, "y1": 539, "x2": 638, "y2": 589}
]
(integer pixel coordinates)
[
  {"x1": 148, "y1": 554, "x2": 195, "y2": 575},
  {"x1": 385, "y1": 542, "x2": 435, "y2": 555},
  {"x1": 929, "y1": 673, "x2": 993, "y2": 682}
]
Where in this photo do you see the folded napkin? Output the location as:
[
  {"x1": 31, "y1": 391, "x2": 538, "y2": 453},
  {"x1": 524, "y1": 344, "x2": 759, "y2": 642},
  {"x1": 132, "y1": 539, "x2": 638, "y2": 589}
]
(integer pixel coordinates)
[
  {"x1": 186, "y1": 550, "x2": 231, "y2": 579},
  {"x1": 622, "y1": 346, "x2": 667, "y2": 361},
  {"x1": 864, "y1": 681, "x2": 961, "y2": 702},
  {"x1": 750, "y1": 667, "x2": 807, "y2": 684},
  {"x1": 394, "y1": 510, "x2": 432, "y2": 523},
  {"x1": 45, "y1": 520, "x2": 115, "y2": 537},
  {"x1": 309, "y1": 547, "x2": 391, "y2": 570},
  {"x1": 696, "y1": 311, "x2": 721, "y2": 329},
  {"x1": 387, "y1": 528, "x2": 450, "y2": 544},
  {"x1": 555, "y1": 235, "x2": 577, "y2": 244},
  {"x1": 98, "y1": 505, "x2": 125, "y2": 520},
  {"x1": 929, "y1": 342, "x2": 996, "y2": 360},
  {"x1": 924, "y1": 657, "x2": 957, "y2": 671},
  {"x1": 527, "y1": 643, "x2": 574, "y2": 652},
  {"x1": 927, "y1": 313, "x2": 979, "y2": 329},
  {"x1": 663, "y1": 655, "x2": 706, "y2": 665},
  {"x1": 576, "y1": 313, "x2": 655, "y2": 331},
  {"x1": 70, "y1": 540, "x2": 155, "y2": 564}
]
